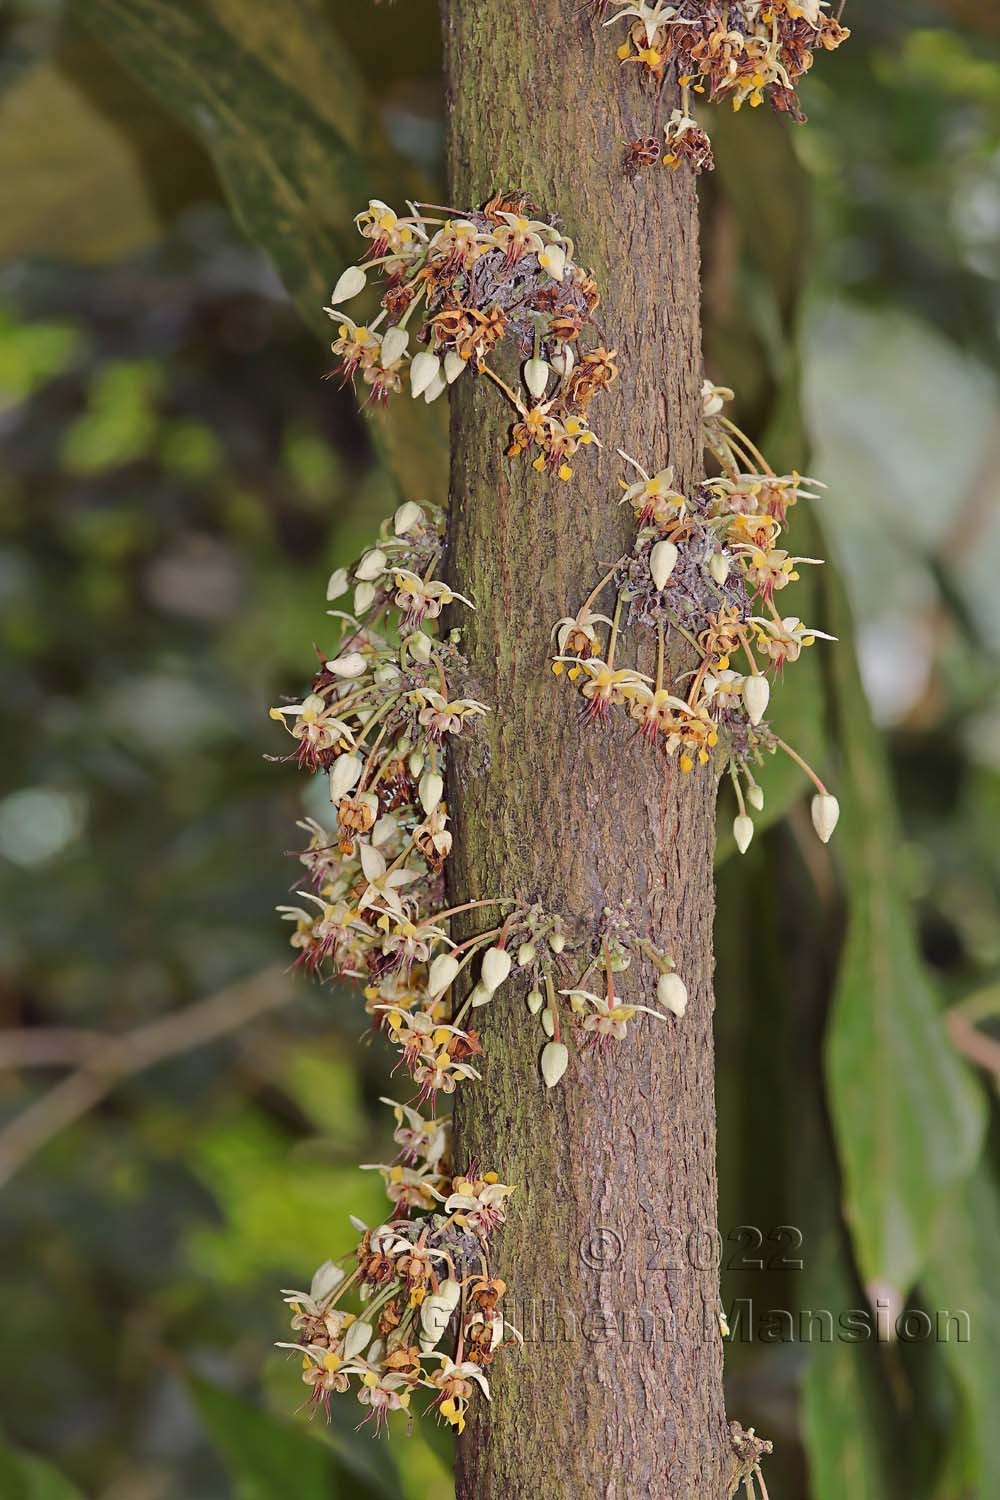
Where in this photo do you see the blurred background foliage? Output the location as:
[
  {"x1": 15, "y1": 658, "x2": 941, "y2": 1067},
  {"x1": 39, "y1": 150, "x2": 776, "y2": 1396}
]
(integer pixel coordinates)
[{"x1": 0, "y1": 1, "x2": 997, "y2": 1496}]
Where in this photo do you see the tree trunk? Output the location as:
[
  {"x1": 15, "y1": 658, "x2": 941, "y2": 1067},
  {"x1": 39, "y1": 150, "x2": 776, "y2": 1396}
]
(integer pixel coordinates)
[{"x1": 441, "y1": 3, "x2": 733, "y2": 1495}]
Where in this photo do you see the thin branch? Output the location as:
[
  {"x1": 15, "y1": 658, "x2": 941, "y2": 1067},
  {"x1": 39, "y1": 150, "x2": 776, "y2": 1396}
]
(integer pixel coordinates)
[
  {"x1": 0, "y1": 1029, "x2": 108, "y2": 1068},
  {"x1": 0, "y1": 965, "x2": 296, "y2": 1189}
]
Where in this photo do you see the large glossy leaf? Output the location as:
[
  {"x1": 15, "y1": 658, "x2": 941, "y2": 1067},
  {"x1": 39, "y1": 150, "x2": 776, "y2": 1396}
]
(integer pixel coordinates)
[
  {"x1": 190, "y1": 1378, "x2": 398, "y2": 1500},
  {"x1": 75, "y1": 0, "x2": 448, "y2": 498},
  {"x1": 822, "y1": 569, "x2": 985, "y2": 1302},
  {"x1": 921, "y1": 1160, "x2": 1000, "y2": 1498},
  {"x1": 0, "y1": 38, "x2": 216, "y2": 263}
]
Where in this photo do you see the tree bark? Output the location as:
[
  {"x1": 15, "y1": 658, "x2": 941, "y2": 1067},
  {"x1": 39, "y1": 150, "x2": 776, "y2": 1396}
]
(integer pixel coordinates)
[{"x1": 441, "y1": 3, "x2": 733, "y2": 1495}]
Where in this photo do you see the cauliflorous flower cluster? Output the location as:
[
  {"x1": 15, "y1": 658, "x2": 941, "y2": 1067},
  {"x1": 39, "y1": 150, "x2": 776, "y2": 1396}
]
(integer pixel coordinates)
[
  {"x1": 272, "y1": 503, "x2": 659, "y2": 1099},
  {"x1": 599, "y1": 1, "x2": 850, "y2": 175},
  {"x1": 552, "y1": 380, "x2": 840, "y2": 854},
  {"x1": 325, "y1": 193, "x2": 616, "y2": 479},
  {"x1": 279, "y1": 1100, "x2": 519, "y2": 1435}
]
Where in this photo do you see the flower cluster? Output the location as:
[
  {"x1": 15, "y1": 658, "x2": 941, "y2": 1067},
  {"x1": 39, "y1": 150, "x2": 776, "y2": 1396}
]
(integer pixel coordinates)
[
  {"x1": 325, "y1": 193, "x2": 615, "y2": 479},
  {"x1": 552, "y1": 380, "x2": 840, "y2": 854},
  {"x1": 599, "y1": 1, "x2": 850, "y2": 176},
  {"x1": 280, "y1": 1100, "x2": 519, "y2": 1435}
]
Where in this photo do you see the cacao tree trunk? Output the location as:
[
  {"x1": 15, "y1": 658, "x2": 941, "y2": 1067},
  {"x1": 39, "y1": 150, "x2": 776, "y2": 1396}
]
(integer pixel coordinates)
[{"x1": 442, "y1": 2, "x2": 734, "y2": 1494}]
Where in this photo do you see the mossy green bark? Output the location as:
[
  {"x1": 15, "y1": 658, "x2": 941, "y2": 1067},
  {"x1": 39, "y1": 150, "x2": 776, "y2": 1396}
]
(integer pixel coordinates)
[{"x1": 441, "y1": 2, "x2": 733, "y2": 1494}]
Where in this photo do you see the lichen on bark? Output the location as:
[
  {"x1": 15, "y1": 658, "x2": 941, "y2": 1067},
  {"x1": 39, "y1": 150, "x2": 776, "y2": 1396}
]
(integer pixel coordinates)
[{"x1": 441, "y1": 1, "x2": 735, "y2": 1494}]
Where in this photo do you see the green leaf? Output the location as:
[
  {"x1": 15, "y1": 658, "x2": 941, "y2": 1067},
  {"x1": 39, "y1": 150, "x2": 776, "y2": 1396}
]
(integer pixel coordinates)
[
  {"x1": 0, "y1": 37, "x2": 216, "y2": 264},
  {"x1": 800, "y1": 1231, "x2": 900, "y2": 1500},
  {"x1": 190, "y1": 1378, "x2": 399, "y2": 1500},
  {"x1": 75, "y1": 0, "x2": 448, "y2": 499},
  {"x1": 0, "y1": 1438, "x2": 85, "y2": 1500},
  {"x1": 922, "y1": 1160, "x2": 1000, "y2": 1498},
  {"x1": 823, "y1": 569, "x2": 985, "y2": 1300}
]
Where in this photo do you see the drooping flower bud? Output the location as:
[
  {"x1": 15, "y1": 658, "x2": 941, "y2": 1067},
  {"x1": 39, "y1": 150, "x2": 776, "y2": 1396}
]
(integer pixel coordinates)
[
  {"x1": 310, "y1": 1259, "x2": 345, "y2": 1303},
  {"x1": 708, "y1": 552, "x2": 731, "y2": 586},
  {"x1": 541, "y1": 1009, "x2": 555, "y2": 1037},
  {"x1": 405, "y1": 631, "x2": 433, "y2": 664},
  {"x1": 407, "y1": 749, "x2": 425, "y2": 779},
  {"x1": 419, "y1": 770, "x2": 444, "y2": 816},
  {"x1": 355, "y1": 548, "x2": 387, "y2": 582},
  {"x1": 657, "y1": 972, "x2": 688, "y2": 1018},
  {"x1": 423, "y1": 368, "x2": 448, "y2": 404},
  {"x1": 393, "y1": 501, "x2": 423, "y2": 536},
  {"x1": 381, "y1": 325, "x2": 409, "y2": 367},
  {"x1": 746, "y1": 783, "x2": 765, "y2": 812},
  {"x1": 410, "y1": 351, "x2": 441, "y2": 398},
  {"x1": 650, "y1": 539, "x2": 679, "y2": 591},
  {"x1": 326, "y1": 567, "x2": 349, "y2": 601},
  {"x1": 481, "y1": 946, "x2": 512, "y2": 992},
  {"x1": 541, "y1": 1041, "x2": 569, "y2": 1088},
  {"x1": 733, "y1": 814, "x2": 754, "y2": 855},
  {"x1": 420, "y1": 1280, "x2": 461, "y2": 1351},
  {"x1": 428, "y1": 952, "x2": 460, "y2": 998},
  {"x1": 329, "y1": 265, "x2": 367, "y2": 304},
  {"x1": 353, "y1": 580, "x2": 376, "y2": 614},
  {"x1": 444, "y1": 351, "x2": 468, "y2": 384},
  {"x1": 342, "y1": 1319, "x2": 374, "y2": 1360},
  {"x1": 526, "y1": 988, "x2": 544, "y2": 1015},
  {"x1": 742, "y1": 674, "x2": 770, "y2": 727},
  {"x1": 523, "y1": 358, "x2": 551, "y2": 401},
  {"x1": 329, "y1": 753, "x2": 363, "y2": 804},
  {"x1": 470, "y1": 982, "x2": 493, "y2": 1008},
  {"x1": 811, "y1": 793, "x2": 840, "y2": 845},
  {"x1": 517, "y1": 940, "x2": 537, "y2": 966}
]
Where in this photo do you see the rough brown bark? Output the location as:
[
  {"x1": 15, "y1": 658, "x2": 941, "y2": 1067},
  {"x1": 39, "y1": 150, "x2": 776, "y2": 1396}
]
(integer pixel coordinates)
[{"x1": 441, "y1": 3, "x2": 733, "y2": 1495}]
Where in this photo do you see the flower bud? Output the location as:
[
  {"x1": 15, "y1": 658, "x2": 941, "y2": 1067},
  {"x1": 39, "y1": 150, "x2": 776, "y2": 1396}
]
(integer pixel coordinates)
[
  {"x1": 811, "y1": 793, "x2": 840, "y2": 845},
  {"x1": 419, "y1": 770, "x2": 444, "y2": 816},
  {"x1": 517, "y1": 940, "x2": 537, "y2": 966},
  {"x1": 470, "y1": 981, "x2": 493, "y2": 1008},
  {"x1": 410, "y1": 351, "x2": 441, "y2": 398},
  {"x1": 419, "y1": 1284, "x2": 460, "y2": 1351},
  {"x1": 329, "y1": 753, "x2": 363, "y2": 804},
  {"x1": 329, "y1": 265, "x2": 367, "y2": 304},
  {"x1": 393, "y1": 501, "x2": 424, "y2": 536},
  {"x1": 381, "y1": 325, "x2": 409, "y2": 367},
  {"x1": 548, "y1": 930, "x2": 566, "y2": 955},
  {"x1": 550, "y1": 345, "x2": 575, "y2": 379},
  {"x1": 526, "y1": 988, "x2": 544, "y2": 1015},
  {"x1": 541, "y1": 1009, "x2": 555, "y2": 1037},
  {"x1": 423, "y1": 367, "x2": 448, "y2": 404},
  {"x1": 523, "y1": 358, "x2": 551, "y2": 400},
  {"x1": 733, "y1": 814, "x2": 754, "y2": 855},
  {"x1": 343, "y1": 1319, "x2": 374, "y2": 1360},
  {"x1": 657, "y1": 972, "x2": 688, "y2": 1018},
  {"x1": 742, "y1": 674, "x2": 770, "y2": 727},
  {"x1": 405, "y1": 631, "x2": 433, "y2": 664},
  {"x1": 746, "y1": 783, "x2": 765, "y2": 812},
  {"x1": 444, "y1": 351, "x2": 468, "y2": 384},
  {"x1": 428, "y1": 952, "x2": 460, "y2": 998},
  {"x1": 353, "y1": 580, "x2": 376, "y2": 614},
  {"x1": 708, "y1": 552, "x2": 731, "y2": 586},
  {"x1": 650, "y1": 540, "x2": 679, "y2": 591},
  {"x1": 372, "y1": 813, "x2": 397, "y2": 847},
  {"x1": 407, "y1": 749, "x2": 425, "y2": 779},
  {"x1": 326, "y1": 567, "x2": 349, "y2": 601},
  {"x1": 355, "y1": 548, "x2": 387, "y2": 582},
  {"x1": 541, "y1": 1040, "x2": 569, "y2": 1088},
  {"x1": 310, "y1": 1259, "x2": 345, "y2": 1303},
  {"x1": 481, "y1": 946, "x2": 513, "y2": 992},
  {"x1": 325, "y1": 651, "x2": 366, "y2": 678}
]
